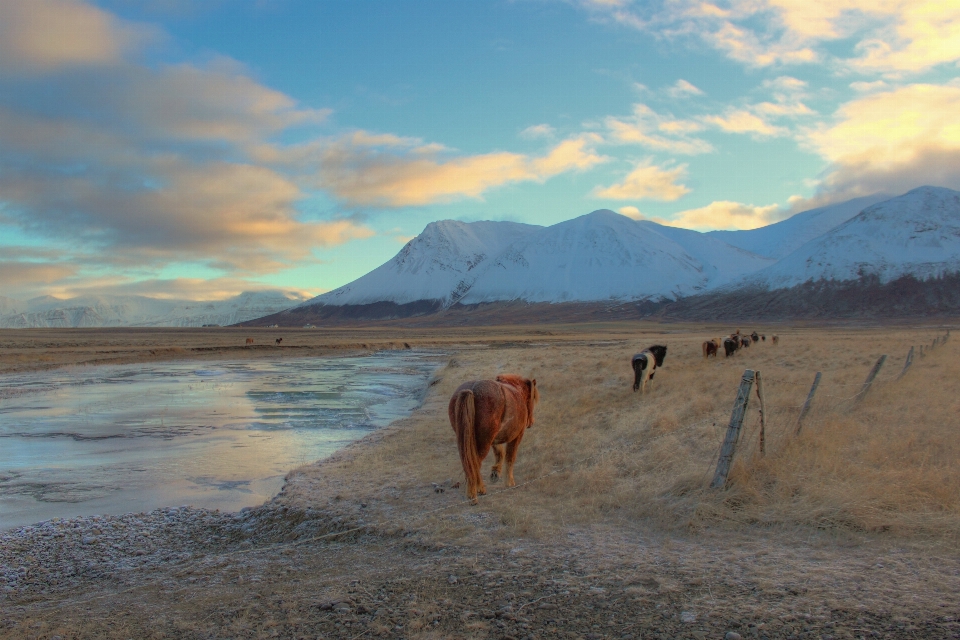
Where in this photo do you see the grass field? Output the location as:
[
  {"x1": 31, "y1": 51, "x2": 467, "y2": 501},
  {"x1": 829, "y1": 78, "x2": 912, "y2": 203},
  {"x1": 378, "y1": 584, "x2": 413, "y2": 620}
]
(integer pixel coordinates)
[
  {"x1": 3, "y1": 322, "x2": 959, "y2": 639},
  {"x1": 283, "y1": 324, "x2": 960, "y2": 544}
]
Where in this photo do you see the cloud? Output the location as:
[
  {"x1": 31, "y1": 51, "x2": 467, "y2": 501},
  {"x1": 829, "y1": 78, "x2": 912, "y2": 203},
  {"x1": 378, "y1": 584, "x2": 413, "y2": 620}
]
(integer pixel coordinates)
[
  {"x1": 701, "y1": 109, "x2": 788, "y2": 137},
  {"x1": 315, "y1": 134, "x2": 608, "y2": 207},
  {"x1": 594, "y1": 160, "x2": 690, "y2": 201},
  {"x1": 0, "y1": 261, "x2": 77, "y2": 290},
  {"x1": 667, "y1": 79, "x2": 704, "y2": 97},
  {"x1": 47, "y1": 277, "x2": 319, "y2": 302},
  {"x1": 666, "y1": 200, "x2": 783, "y2": 230},
  {"x1": 803, "y1": 83, "x2": 960, "y2": 198},
  {"x1": 0, "y1": 1, "x2": 372, "y2": 285},
  {"x1": 0, "y1": 0, "x2": 158, "y2": 76},
  {"x1": 520, "y1": 124, "x2": 556, "y2": 139},
  {"x1": 583, "y1": 1, "x2": 960, "y2": 74},
  {"x1": 850, "y1": 80, "x2": 889, "y2": 93},
  {"x1": 604, "y1": 104, "x2": 713, "y2": 154}
]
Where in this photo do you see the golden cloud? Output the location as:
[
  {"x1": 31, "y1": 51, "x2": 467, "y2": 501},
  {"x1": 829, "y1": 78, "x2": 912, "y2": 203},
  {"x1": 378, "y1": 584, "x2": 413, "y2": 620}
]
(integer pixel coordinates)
[
  {"x1": 803, "y1": 83, "x2": 960, "y2": 197},
  {"x1": 666, "y1": 200, "x2": 783, "y2": 230},
  {"x1": 594, "y1": 161, "x2": 690, "y2": 201},
  {"x1": 594, "y1": 1, "x2": 960, "y2": 73},
  {"x1": 317, "y1": 134, "x2": 607, "y2": 207},
  {"x1": 604, "y1": 104, "x2": 713, "y2": 155},
  {"x1": 701, "y1": 110, "x2": 787, "y2": 137}
]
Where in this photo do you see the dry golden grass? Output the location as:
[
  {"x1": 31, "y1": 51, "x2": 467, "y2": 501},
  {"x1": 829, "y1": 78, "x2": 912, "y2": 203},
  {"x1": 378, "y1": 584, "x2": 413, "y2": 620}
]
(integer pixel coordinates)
[{"x1": 283, "y1": 325, "x2": 960, "y2": 543}]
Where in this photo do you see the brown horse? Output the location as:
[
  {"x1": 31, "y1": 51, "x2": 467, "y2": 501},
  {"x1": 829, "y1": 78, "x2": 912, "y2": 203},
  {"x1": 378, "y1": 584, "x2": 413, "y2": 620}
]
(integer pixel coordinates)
[
  {"x1": 702, "y1": 340, "x2": 718, "y2": 358},
  {"x1": 448, "y1": 374, "x2": 539, "y2": 502},
  {"x1": 245, "y1": 338, "x2": 254, "y2": 346}
]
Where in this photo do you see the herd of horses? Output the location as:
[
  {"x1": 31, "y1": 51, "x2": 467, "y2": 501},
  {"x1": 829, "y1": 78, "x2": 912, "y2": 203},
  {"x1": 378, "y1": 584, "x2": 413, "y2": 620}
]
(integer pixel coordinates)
[
  {"x1": 703, "y1": 330, "x2": 779, "y2": 358},
  {"x1": 448, "y1": 330, "x2": 779, "y2": 502}
]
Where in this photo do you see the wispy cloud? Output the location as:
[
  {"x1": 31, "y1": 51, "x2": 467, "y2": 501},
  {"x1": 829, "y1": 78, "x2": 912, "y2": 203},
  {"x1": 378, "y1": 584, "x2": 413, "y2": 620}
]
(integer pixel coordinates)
[
  {"x1": 581, "y1": 1, "x2": 960, "y2": 74},
  {"x1": 666, "y1": 79, "x2": 704, "y2": 98},
  {"x1": 594, "y1": 160, "x2": 690, "y2": 201},
  {"x1": 666, "y1": 200, "x2": 783, "y2": 230},
  {"x1": 520, "y1": 123, "x2": 556, "y2": 139},
  {"x1": 603, "y1": 104, "x2": 713, "y2": 154},
  {"x1": 314, "y1": 133, "x2": 608, "y2": 207}
]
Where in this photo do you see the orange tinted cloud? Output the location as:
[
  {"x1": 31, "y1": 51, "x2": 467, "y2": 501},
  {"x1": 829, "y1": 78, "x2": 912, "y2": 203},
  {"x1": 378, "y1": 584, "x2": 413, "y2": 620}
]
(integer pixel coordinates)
[
  {"x1": 594, "y1": 161, "x2": 690, "y2": 201},
  {"x1": 804, "y1": 83, "x2": 960, "y2": 197},
  {"x1": 317, "y1": 134, "x2": 607, "y2": 207},
  {"x1": 666, "y1": 200, "x2": 782, "y2": 230}
]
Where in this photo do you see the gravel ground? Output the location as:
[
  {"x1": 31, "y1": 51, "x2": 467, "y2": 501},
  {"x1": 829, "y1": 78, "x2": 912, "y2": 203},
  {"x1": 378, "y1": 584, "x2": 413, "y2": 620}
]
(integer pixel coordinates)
[{"x1": 3, "y1": 498, "x2": 959, "y2": 639}]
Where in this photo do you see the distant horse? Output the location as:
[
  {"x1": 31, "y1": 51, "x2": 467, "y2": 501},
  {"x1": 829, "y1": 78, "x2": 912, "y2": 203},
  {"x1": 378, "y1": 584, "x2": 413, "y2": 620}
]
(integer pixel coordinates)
[
  {"x1": 275, "y1": 338, "x2": 283, "y2": 346},
  {"x1": 751, "y1": 331, "x2": 760, "y2": 343},
  {"x1": 723, "y1": 337, "x2": 739, "y2": 357},
  {"x1": 632, "y1": 345, "x2": 667, "y2": 393},
  {"x1": 702, "y1": 340, "x2": 718, "y2": 358},
  {"x1": 761, "y1": 335, "x2": 766, "y2": 342},
  {"x1": 772, "y1": 335, "x2": 779, "y2": 345},
  {"x1": 449, "y1": 374, "x2": 539, "y2": 502},
  {"x1": 742, "y1": 336, "x2": 752, "y2": 348},
  {"x1": 245, "y1": 338, "x2": 254, "y2": 346}
]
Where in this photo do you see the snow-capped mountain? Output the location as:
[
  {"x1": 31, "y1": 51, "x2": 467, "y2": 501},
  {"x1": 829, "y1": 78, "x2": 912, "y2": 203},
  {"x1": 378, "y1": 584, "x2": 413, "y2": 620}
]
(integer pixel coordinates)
[
  {"x1": 458, "y1": 210, "x2": 773, "y2": 303},
  {"x1": 744, "y1": 186, "x2": 960, "y2": 289},
  {"x1": 278, "y1": 186, "x2": 960, "y2": 322},
  {"x1": 706, "y1": 193, "x2": 891, "y2": 259},
  {"x1": 303, "y1": 219, "x2": 542, "y2": 307},
  {"x1": 0, "y1": 291, "x2": 309, "y2": 328},
  {"x1": 302, "y1": 210, "x2": 774, "y2": 310}
]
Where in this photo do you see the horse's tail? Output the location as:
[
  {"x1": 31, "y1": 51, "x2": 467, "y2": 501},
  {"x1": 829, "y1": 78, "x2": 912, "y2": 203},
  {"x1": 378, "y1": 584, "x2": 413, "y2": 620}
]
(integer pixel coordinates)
[{"x1": 453, "y1": 389, "x2": 482, "y2": 500}]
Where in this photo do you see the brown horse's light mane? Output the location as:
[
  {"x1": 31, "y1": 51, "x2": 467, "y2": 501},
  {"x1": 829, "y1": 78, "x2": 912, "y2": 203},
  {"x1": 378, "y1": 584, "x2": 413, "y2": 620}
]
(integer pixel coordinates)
[{"x1": 496, "y1": 374, "x2": 538, "y2": 426}]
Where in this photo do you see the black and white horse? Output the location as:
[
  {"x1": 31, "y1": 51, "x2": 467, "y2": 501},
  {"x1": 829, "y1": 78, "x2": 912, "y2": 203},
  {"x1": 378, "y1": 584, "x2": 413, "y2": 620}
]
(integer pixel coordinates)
[{"x1": 632, "y1": 345, "x2": 667, "y2": 393}]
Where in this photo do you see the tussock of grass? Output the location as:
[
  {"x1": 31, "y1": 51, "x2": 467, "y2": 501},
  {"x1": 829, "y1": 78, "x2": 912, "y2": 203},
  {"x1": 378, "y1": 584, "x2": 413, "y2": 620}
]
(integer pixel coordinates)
[{"x1": 284, "y1": 326, "x2": 960, "y2": 542}]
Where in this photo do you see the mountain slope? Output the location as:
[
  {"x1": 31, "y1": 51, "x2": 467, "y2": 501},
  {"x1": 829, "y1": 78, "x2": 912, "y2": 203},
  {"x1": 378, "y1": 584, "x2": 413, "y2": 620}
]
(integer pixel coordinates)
[
  {"x1": 304, "y1": 219, "x2": 542, "y2": 308},
  {"x1": 460, "y1": 210, "x2": 773, "y2": 303},
  {"x1": 706, "y1": 193, "x2": 891, "y2": 259},
  {"x1": 745, "y1": 186, "x2": 960, "y2": 289}
]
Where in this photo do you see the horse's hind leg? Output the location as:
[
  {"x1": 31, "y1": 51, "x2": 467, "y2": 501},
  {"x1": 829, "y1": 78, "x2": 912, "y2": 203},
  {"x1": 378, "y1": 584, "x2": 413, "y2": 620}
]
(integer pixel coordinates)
[
  {"x1": 504, "y1": 433, "x2": 526, "y2": 487},
  {"x1": 490, "y1": 443, "x2": 505, "y2": 482}
]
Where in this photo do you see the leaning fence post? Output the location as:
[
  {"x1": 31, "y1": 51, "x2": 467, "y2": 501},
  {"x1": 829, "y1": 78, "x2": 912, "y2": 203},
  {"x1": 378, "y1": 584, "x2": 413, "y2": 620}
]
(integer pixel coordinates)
[
  {"x1": 755, "y1": 370, "x2": 767, "y2": 456},
  {"x1": 853, "y1": 355, "x2": 887, "y2": 405},
  {"x1": 710, "y1": 369, "x2": 754, "y2": 489},
  {"x1": 795, "y1": 371, "x2": 821, "y2": 435},
  {"x1": 897, "y1": 346, "x2": 915, "y2": 380}
]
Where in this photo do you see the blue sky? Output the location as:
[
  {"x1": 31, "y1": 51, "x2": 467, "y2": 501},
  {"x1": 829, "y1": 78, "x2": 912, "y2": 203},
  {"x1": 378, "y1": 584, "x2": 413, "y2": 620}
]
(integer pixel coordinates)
[{"x1": 2, "y1": 0, "x2": 959, "y2": 300}]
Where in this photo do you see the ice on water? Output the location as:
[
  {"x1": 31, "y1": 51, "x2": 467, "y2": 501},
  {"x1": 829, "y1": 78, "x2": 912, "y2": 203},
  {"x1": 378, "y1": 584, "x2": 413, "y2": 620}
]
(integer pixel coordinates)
[{"x1": 0, "y1": 351, "x2": 441, "y2": 529}]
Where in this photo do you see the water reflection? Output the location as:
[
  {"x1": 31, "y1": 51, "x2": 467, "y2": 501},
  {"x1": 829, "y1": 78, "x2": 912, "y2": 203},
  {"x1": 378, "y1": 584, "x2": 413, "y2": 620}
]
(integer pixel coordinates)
[{"x1": 0, "y1": 352, "x2": 441, "y2": 529}]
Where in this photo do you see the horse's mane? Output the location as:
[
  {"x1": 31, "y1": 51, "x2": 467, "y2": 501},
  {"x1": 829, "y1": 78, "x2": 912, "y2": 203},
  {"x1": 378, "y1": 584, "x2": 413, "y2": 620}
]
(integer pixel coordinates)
[
  {"x1": 496, "y1": 374, "x2": 538, "y2": 426},
  {"x1": 646, "y1": 345, "x2": 668, "y2": 367}
]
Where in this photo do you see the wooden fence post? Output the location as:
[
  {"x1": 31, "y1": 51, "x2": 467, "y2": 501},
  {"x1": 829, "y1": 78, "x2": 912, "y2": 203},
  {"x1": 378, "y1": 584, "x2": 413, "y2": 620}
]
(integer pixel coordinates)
[
  {"x1": 710, "y1": 369, "x2": 755, "y2": 489},
  {"x1": 795, "y1": 371, "x2": 821, "y2": 435},
  {"x1": 897, "y1": 346, "x2": 915, "y2": 380},
  {"x1": 853, "y1": 355, "x2": 887, "y2": 406},
  {"x1": 755, "y1": 370, "x2": 767, "y2": 456}
]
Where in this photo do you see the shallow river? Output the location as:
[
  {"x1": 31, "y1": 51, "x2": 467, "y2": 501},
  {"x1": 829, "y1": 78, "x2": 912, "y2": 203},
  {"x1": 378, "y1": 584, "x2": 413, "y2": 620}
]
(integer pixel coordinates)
[{"x1": 0, "y1": 351, "x2": 441, "y2": 530}]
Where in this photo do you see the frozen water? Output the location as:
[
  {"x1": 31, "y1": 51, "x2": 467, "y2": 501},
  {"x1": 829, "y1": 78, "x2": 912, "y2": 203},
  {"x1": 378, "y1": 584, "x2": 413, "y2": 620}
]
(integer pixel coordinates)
[{"x1": 0, "y1": 351, "x2": 442, "y2": 529}]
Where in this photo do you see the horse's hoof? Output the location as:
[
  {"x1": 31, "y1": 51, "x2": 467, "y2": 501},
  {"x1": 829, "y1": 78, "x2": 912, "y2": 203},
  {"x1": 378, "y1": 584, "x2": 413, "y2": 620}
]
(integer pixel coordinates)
[{"x1": 490, "y1": 471, "x2": 500, "y2": 482}]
